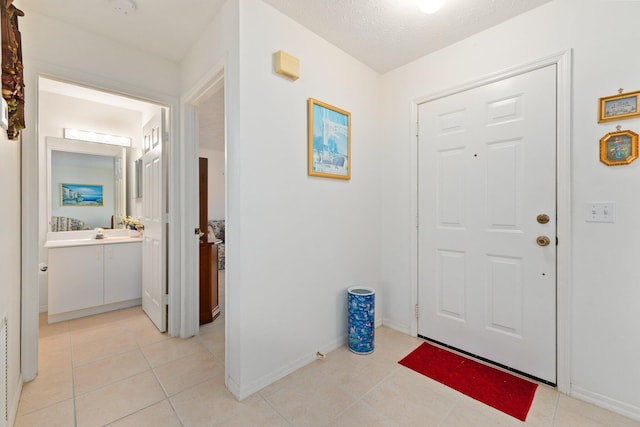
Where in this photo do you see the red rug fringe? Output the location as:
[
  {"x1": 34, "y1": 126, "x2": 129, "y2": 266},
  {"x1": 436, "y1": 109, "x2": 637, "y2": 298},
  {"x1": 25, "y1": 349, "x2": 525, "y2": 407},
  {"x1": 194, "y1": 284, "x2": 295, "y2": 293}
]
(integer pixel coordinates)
[{"x1": 399, "y1": 342, "x2": 538, "y2": 421}]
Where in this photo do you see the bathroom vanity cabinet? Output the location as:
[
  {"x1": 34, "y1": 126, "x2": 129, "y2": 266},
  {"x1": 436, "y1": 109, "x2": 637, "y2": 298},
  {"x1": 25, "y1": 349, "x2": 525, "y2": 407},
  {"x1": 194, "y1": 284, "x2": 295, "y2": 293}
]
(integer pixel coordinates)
[{"x1": 47, "y1": 239, "x2": 142, "y2": 322}]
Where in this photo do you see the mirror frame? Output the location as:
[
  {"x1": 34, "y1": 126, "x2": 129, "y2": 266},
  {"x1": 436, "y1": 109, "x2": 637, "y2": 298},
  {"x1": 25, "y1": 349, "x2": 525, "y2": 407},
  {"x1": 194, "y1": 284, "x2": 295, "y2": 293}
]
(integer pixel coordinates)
[{"x1": 46, "y1": 136, "x2": 126, "y2": 232}]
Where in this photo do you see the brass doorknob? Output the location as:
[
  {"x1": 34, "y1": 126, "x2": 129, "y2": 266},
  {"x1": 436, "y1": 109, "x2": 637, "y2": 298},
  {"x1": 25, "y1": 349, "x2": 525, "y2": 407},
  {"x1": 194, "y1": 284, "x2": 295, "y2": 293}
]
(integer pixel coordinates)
[
  {"x1": 536, "y1": 236, "x2": 551, "y2": 247},
  {"x1": 537, "y1": 214, "x2": 550, "y2": 224}
]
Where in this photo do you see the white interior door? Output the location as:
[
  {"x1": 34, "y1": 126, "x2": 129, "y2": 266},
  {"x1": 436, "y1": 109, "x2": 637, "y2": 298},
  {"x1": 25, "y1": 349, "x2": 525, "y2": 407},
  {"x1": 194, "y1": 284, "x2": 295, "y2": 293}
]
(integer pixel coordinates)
[
  {"x1": 417, "y1": 65, "x2": 557, "y2": 383},
  {"x1": 142, "y1": 110, "x2": 167, "y2": 332}
]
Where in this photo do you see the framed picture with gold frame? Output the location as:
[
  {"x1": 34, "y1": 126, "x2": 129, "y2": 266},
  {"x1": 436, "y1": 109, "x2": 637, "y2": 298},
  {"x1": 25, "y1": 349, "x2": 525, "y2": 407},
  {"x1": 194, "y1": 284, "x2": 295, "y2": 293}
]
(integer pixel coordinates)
[
  {"x1": 600, "y1": 129, "x2": 639, "y2": 166},
  {"x1": 308, "y1": 98, "x2": 351, "y2": 180},
  {"x1": 598, "y1": 91, "x2": 640, "y2": 123}
]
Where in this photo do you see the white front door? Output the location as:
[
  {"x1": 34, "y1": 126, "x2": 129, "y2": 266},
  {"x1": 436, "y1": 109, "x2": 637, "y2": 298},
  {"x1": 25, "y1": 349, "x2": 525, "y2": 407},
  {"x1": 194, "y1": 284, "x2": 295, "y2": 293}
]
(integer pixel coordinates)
[
  {"x1": 417, "y1": 65, "x2": 557, "y2": 383},
  {"x1": 142, "y1": 110, "x2": 168, "y2": 332}
]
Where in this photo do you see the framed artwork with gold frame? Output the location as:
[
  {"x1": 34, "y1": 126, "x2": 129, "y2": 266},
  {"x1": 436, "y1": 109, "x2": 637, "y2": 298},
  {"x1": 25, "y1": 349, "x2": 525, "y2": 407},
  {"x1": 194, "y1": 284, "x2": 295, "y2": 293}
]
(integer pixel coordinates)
[
  {"x1": 308, "y1": 98, "x2": 351, "y2": 180},
  {"x1": 599, "y1": 91, "x2": 640, "y2": 123},
  {"x1": 599, "y1": 129, "x2": 639, "y2": 166}
]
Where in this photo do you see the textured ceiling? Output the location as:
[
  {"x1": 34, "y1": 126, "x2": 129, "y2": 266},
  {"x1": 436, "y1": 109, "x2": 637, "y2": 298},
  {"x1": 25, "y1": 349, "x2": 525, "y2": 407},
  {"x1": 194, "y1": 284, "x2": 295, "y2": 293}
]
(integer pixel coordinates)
[
  {"x1": 198, "y1": 89, "x2": 225, "y2": 151},
  {"x1": 30, "y1": 0, "x2": 552, "y2": 148},
  {"x1": 20, "y1": 0, "x2": 227, "y2": 63},
  {"x1": 263, "y1": 0, "x2": 552, "y2": 73},
  {"x1": 22, "y1": 0, "x2": 552, "y2": 72}
]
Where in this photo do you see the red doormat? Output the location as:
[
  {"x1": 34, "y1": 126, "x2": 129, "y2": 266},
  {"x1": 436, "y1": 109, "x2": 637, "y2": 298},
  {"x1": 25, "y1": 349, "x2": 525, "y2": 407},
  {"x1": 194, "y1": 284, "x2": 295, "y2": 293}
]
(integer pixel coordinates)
[{"x1": 399, "y1": 342, "x2": 537, "y2": 421}]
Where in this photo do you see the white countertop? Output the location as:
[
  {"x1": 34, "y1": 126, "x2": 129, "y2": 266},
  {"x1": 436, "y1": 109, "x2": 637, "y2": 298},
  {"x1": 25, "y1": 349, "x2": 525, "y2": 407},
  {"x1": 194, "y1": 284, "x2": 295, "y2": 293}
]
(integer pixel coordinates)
[{"x1": 45, "y1": 230, "x2": 143, "y2": 248}]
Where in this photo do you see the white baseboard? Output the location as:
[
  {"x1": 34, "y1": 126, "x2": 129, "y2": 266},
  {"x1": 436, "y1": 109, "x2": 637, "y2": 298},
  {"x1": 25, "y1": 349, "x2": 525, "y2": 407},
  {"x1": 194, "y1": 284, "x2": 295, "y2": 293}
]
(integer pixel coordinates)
[
  {"x1": 225, "y1": 374, "x2": 241, "y2": 401},
  {"x1": 571, "y1": 385, "x2": 640, "y2": 422},
  {"x1": 232, "y1": 333, "x2": 348, "y2": 401},
  {"x1": 229, "y1": 322, "x2": 388, "y2": 401},
  {"x1": 47, "y1": 299, "x2": 141, "y2": 323},
  {"x1": 8, "y1": 375, "x2": 23, "y2": 427},
  {"x1": 381, "y1": 317, "x2": 411, "y2": 335},
  {"x1": 39, "y1": 304, "x2": 48, "y2": 313}
]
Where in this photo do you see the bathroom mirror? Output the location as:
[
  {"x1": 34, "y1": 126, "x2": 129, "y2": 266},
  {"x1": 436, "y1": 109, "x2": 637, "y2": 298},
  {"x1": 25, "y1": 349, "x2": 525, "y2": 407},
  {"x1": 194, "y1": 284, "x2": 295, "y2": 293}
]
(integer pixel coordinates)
[{"x1": 47, "y1": 136, "x2": 126, "y2": 232}]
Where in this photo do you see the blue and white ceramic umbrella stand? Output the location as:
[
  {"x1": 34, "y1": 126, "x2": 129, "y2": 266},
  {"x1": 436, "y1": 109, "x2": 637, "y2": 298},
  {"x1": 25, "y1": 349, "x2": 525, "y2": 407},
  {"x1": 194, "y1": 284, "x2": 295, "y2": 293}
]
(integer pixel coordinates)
[{"x1": 347, "y1": 286, "x2": 375, "y2": 354}]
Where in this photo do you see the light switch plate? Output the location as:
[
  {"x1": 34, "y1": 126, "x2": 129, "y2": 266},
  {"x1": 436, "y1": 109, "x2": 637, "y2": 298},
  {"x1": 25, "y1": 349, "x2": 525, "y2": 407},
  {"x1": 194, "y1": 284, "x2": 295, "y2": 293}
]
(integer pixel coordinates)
[{"x1": 585, "y1": 202, "x2": 616, "y2": 223}]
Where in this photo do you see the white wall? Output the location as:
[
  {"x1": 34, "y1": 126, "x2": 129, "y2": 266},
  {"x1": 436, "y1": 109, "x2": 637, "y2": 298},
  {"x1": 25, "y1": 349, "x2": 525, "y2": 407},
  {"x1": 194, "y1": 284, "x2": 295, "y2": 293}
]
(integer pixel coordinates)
[
  {"x1": 182, "y1": 0, "x2": 382, "y2": 398},
  {"x1": 199, "y1": 148, "x2": 225, "y2": 220},
  {"x1": 38, "y1": 91, "x2": 145, "y2": 144},
  {"x1": 236, "y1": 0, "x2": 382, "y2": 397},
  {"x1": 0, "y1": 134, "x2": 23, "y2": 426},
  {"x1": 180, "y1": 0, "x2": 241, "y2": 391},
  {"x1": 380, "y1": 0, "x2": 640, "y2": 419},
  {"x1": 19, "y1": 3, "x2": 181, "y2": 379}
]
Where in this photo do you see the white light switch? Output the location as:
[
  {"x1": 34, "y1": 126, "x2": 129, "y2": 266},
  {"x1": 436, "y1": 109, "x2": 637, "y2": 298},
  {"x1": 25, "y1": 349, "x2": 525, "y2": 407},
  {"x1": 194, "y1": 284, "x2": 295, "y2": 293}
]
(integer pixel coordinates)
[{"x1": 585, "y1": 202, "x2": 616, "y2": 223}]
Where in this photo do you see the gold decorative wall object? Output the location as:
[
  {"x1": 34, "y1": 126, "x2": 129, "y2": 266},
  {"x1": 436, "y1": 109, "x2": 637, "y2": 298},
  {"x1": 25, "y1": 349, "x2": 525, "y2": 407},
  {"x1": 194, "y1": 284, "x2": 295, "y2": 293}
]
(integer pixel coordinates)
[{"x1": 1, "y1": 0, "x2": 25, "y2": 140}]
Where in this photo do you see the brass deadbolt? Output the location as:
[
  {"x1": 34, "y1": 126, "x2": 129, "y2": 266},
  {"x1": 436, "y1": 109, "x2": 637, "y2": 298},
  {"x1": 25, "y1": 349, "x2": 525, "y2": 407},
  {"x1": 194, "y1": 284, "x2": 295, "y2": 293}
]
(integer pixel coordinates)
[{"x1": 537, "y1": 214, "x2": 550, "y2": 224}]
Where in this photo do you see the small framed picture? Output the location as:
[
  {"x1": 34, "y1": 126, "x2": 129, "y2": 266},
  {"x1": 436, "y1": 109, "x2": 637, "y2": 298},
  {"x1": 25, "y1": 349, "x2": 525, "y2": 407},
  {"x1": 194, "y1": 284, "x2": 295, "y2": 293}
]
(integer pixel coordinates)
[
  {"x1": 60, "y1": 183, "x2": 104, "y2": 206},
  {"x1": 599, "y1": 91, "x2": 640, "y2": 123},
  {"x1": 599, "y1": 129, "x2": 639, "y2": 166},
  {"x1": 308, "y1": 98, "x2": 351, "y2": 180}
]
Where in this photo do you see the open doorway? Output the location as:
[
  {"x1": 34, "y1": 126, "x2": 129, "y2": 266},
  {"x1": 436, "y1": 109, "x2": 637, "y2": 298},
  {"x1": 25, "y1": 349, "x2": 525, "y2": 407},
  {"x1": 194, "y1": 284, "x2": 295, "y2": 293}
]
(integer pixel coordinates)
[
  {"x1": 196, "y1": 83, "x2": 226, "y2": 330},
  {"x1": 36, "y1": 76, "x2": 170, "y2": 353}
]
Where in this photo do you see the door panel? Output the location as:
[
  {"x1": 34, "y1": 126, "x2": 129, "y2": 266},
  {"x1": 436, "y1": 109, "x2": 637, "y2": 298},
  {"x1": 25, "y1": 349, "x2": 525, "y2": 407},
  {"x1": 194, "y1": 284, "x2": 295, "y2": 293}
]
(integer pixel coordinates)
[
  {"x1": 418, "y1": 65, "x2": 557, "y2": 383},
  {"x1": 142, "y1": 111, "x2": 167, "y2": 332},
  {"x1": 436, "y1": 250, "x2": 466, "y2": 320}
]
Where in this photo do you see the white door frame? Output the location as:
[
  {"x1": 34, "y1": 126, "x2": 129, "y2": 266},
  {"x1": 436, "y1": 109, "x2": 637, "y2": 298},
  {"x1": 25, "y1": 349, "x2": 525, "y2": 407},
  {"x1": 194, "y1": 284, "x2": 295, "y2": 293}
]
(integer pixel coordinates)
[
  {"x1": 179, "y1": 60, "x2": 226, "y2": 339},
  {"x1": 410, "y1": 50, "x2": 573, "y2": 393},
  {"x1": 21, "y1": 65, "x2": 182, "y2": 381}
]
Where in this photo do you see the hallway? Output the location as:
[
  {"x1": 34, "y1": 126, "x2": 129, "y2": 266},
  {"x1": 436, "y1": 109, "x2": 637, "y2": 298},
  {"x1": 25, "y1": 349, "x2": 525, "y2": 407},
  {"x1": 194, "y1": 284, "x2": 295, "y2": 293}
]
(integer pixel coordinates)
[{"x1": 14, "y1": 273, "x2": 640, "y2": 426}]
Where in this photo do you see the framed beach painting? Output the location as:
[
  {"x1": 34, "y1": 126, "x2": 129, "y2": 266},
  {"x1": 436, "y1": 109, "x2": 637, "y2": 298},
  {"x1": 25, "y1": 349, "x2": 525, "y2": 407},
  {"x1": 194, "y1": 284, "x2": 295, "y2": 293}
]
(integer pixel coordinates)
[
  {"x1": 308, "y1": 98, "x2": 351, "y2": 180},
  {"x1": 60, "y1": 183, "x2": 104, "y2": 206}
]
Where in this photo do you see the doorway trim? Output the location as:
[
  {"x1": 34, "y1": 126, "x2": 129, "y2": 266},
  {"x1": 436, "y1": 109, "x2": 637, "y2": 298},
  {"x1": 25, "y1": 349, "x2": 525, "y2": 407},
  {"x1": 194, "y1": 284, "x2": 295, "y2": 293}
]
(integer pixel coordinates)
[
  {"x1": 180, "y1": 61, "x2": 226, "y2": 340},
  {"x1": 409, "y1": 50, "x2": 573, "y2": 393},
  {"x1": 22, "y1": 64, "x2": 181, "y2": 381}
]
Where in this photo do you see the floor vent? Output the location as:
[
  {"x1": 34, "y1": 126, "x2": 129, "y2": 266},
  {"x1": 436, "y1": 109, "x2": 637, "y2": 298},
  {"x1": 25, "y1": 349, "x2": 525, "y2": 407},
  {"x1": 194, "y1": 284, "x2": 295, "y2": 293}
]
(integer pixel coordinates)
[{"x1": 0, "y1": 316, "x2": 6, "y2": 427}]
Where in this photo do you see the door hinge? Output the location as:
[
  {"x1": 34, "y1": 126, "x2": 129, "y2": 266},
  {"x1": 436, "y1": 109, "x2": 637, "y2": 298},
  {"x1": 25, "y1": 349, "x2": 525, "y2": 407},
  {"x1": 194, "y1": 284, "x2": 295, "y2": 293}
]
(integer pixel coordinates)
[
  {"x1": 415, "y1": 304, "x2": 419, "y2": 319},
  {"x1": 162, "y1": 294, "x2": 169, "y2": 305}
]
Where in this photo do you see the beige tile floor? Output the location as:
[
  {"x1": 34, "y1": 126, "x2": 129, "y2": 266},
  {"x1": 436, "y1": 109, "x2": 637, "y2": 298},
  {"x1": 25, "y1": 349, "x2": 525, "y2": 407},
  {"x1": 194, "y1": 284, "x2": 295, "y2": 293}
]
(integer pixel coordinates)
[{"x1": 15, "y1": 273, "x2": 640, "y2": 426}]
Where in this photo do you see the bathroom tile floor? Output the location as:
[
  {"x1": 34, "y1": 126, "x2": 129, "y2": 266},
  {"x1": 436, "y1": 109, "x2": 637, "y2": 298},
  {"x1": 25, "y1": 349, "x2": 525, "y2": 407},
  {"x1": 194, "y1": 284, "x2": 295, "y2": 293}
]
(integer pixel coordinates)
[{"x1": 16, "y1": 273, "x2": 640, "y2": 426}]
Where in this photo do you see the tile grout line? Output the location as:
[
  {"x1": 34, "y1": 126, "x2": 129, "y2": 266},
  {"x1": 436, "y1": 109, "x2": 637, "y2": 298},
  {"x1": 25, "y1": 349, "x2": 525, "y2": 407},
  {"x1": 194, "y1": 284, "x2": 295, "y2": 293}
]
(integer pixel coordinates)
[
  {"x1": 64, "y1": 319, "x2": 79, "y2": 427},
  {"x1": 549, "y1": 389, "x2": 561, "y2": 427},
  {"x1": 258, "y1": 392, "x2": 294, "y2": 426}
]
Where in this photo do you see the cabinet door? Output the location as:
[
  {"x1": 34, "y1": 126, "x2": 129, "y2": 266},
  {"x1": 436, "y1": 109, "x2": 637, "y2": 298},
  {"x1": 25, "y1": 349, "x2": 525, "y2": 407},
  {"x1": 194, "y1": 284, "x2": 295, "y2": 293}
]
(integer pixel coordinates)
[
  {"x1": 104, "y1": 243, "x2": 142, "y2": 304},
  {"x1": 48, "y1": 246, "x2": 104, "y2": 315},
  {"x1": 199, "y1": 242, "x2": 219, "y2": 325}
]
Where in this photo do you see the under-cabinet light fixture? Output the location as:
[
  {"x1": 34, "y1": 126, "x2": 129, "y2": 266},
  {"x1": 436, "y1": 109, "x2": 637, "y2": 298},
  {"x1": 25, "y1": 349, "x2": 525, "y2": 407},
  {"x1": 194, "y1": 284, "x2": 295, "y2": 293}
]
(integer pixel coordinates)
[{"x1": 64, "y1": 128, "x2": 131, "y2": 147}]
